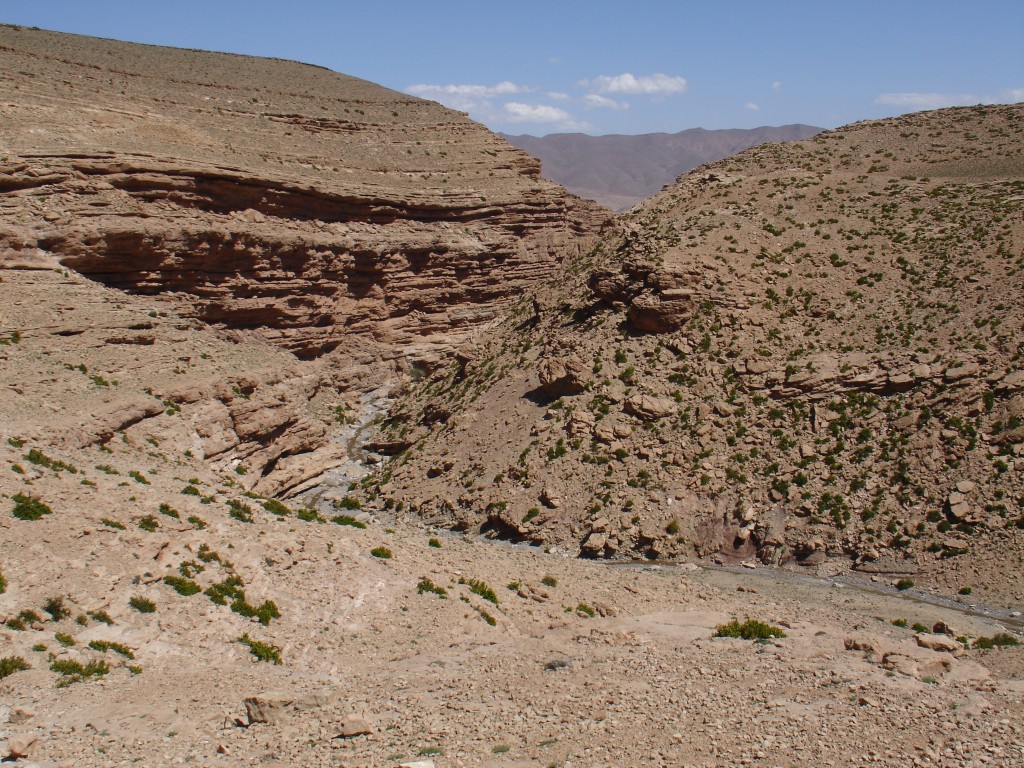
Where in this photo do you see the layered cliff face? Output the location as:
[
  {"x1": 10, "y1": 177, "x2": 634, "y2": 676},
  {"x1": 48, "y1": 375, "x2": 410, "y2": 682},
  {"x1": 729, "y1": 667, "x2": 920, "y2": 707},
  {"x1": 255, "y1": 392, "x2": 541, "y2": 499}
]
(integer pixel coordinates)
[
  {"x1": 0, "y1": 27, "x2": 607, "y2": 492},
  {"x1": 370, "y1": 104, "x2": 1024, "y2": 606},
  {"x1": 0, "y1": 27, "x2": 607, "y2": 371}
]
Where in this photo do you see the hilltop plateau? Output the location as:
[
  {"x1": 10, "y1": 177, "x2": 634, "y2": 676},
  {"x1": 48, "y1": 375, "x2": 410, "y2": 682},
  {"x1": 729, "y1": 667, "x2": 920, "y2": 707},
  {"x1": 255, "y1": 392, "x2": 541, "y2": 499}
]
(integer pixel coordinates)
[{"x1": 0, "y1": 26, "x2": 1021, "y2": 768}]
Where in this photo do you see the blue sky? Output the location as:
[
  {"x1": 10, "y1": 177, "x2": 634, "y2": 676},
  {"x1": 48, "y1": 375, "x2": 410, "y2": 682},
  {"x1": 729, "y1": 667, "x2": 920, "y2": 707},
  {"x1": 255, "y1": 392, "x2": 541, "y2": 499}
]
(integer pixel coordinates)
[{"x1": 3, "y1": 1, "x2": 1022, "y2": 135}]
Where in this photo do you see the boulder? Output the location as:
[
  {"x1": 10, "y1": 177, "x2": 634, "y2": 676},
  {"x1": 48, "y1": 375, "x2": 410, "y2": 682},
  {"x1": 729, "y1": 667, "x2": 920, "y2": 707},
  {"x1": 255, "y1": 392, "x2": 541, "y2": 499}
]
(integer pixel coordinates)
[
  {"x1": 624, "y1": 394, "x2": 676, "y2": 420},
  {"x1": 538, "y1": 355, "x2": 590, "y2": 397}
]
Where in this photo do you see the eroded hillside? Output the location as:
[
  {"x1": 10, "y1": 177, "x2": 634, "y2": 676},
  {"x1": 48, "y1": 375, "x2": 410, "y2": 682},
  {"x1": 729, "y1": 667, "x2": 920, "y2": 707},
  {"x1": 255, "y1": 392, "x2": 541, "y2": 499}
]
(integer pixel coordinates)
[
  {"x1": 0, "y1": 26, "x2": 607, "y2": 493},
  {"x1": 372, "y1": 104, "x2": 1024, "y2": 607}
]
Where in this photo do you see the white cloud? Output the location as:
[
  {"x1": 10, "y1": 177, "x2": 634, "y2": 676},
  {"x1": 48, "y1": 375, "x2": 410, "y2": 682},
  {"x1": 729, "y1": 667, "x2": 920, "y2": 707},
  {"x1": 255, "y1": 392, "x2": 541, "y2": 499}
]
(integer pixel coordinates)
[
  {"x1": 584, "y1": 93, "x2": 629, "y2": 110},
  {"x1": 406, "y1": 81, "x2": 532, "y2": 112},
  {"x1": 745, "y1": 101, "x2": 760, "y2": 111},
  {"x1": 771, "y1": 81, "x2": 782, "y2": 92},
  {"x1": 876, "y1": 88, "x2": 1024, "y2": 109},
  {"x1": 875, "y1": 91, "x2": 979, "y2": 109},
  {"x1": 547, "y1": 91, "x2": 571, "y2": 101},
  {"x1": 584, "y1": 72, "x2": 687, "y2": 96},
  {"x1": 501, "y1": 102, "x2": 590, "y2": 131}
]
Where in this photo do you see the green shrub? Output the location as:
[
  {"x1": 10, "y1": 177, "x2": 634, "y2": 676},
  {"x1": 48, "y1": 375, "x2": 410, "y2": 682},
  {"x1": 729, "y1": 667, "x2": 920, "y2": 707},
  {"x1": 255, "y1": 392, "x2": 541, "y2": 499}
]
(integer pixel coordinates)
[
  {"x1": 158, "y1": 503, "x2": 180, "y2": 519},
  {"x1": 187, "y1": 515, "x2": 207, "y2": 529},
  {"x1": 181, "y1": 485, "x2": 201, "y2": 496},
  {"x1": 0, "y1": 566, "x2": 6, "y2": 594},
  {"x1": 227, "y1": 500, "x2": 254, "y2": 523},
  {"x1": 958, "y1": 586, "x2": 972, "y2": 595},
  {"x1": 911, "y1": 622, "x2": 929, "y2": 633},
  {"x1": 100, "y1": 517, "x2": 125, "y2": 530},
  {"x1": 231, "y1": 598, "x2": 280, "y2": 626},
  {"x1": 88, "y1": 609, "x2": 114, "y2": 625},
  {"x1": 262, "y1": 499, "x2": 290, "y2": 516},
  {"x1": 138, "y1": 515, "x2": 159, "y2": 532},
  {"x1": 128, "y1": 470, "x2": 150, "y2": 485},
  {"x1": 576, "y1": 603, "x2": 596, "y2": 618},
  {"x1": 666, "y1": 518, "x2": 681, "y2": 535},
  {"x1": 370, "y1": 546, "x2": 392, "y2": 559},
  {"x1": 88, "y1": 640, "x2": 135, "y2": 659},
  {"x1": 0, "y1": 656, "x2": 31, "y2": 680},
  {"x1": 296, "y1": 508, "x2": 325, "y2": 523},
  {"x1": 541, "y1": 575, "x2": 558, "y2": 588},
  {"x1": 891, "y1": 618, "x2": 908, "y2": 628},
  {"x1": 973, "y1": 633, "x2": 1020, "y2": 650},
  {"x1": 129, "y1": 596, "x2": 156, "y2": 613},
  {"x1": 163, "y1": 575, "x2": 201, "y2": 596},
  {"x1": 417, "y1": 578, "x2": 447, "y2": 598},
  {"x1": 43, "y1": 596, "x2": 71, "y2": 622},
  {"x1": 474, "y1": 606, "x2": 497, "y2": 626},
  {"x1": 428, "y1": 537, "x2": 442, "y2": 548},
  {"x1": 12, "y1": 493, "x2": 51, "y2": 520},
  {"x1": 25, "y1": 448, "x2": 77, "y2": 473},
  {"x1": 55, "y1": 632, "x2": 75, "y2": 647},
  {"x1": 238, "y1": 633, "x2": 281, "y2": 664},
  {"x1": 50, "y1": 657, "x2": 109, "y2": 686},
  {"x1": 461, "y1": 578, "x2": 498, "y2": 605},
  {"x1": 896, "y1": 578, "x2": 915, "y2": 591},
  {"x1": 332, "y1": 514, "x2": 366, "y2": 528},
  {"x1": 204, "y1": 575, "x2": 245, "y2": 605},
  {"x1": 714, "y1": 618, "x2": 787, "y2": 640},
  {"x1": 336, "y1": 496, "x2": 361, "y2": 511}
]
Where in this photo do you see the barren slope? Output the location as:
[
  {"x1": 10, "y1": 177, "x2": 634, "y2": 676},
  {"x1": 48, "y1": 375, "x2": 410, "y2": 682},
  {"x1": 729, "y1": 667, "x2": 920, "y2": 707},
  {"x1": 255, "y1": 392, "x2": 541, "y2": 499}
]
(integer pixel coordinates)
[{"x1": 372, "y1": 104, "x2": 1024, "y2": 608}]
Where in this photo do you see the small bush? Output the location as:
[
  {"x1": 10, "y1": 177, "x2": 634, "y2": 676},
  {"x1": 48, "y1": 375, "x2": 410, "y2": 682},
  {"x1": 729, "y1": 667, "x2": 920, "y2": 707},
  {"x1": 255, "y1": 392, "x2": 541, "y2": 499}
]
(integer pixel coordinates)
[
  {"x1": 541, "y1": 575, "x2": 558, "y2": 588},
  {"x1": 666, "y1": 518, "x2": 681, "y2": 535},
  {"x1": 296, "y1": 508, "x2": 325, "y2": 523},
  {"x1": 891, "y1": 618, "x2": 908, "y2": 628},
  {"x1": 55, "y1": 632, "x2": 75, "y2": 647},
  {"x1": 50, "y1": 657, "x2": 109, "y2": 686},
  {"x1": 232, "y1": 598, "x2": 280, "y2": 626},
  {"x1": 129, "y1": 596, "x2": 156, "y2": 613},
  {"x1": 332, "y1": 514, "x2": 366, "y2": 529},
  {"x1": 43, "y1": 596, "x2": 71, "y2": 622},
  {"x1": 958, "y1": 586, "x2": 972, "y2": 595},
  {"x1": 0, "y1": 656, "x2": 31, "y2": 680},
  {"x1": 163, "y1": 575, "x2": 201, "y2": 596},
  {"x1": 474, "y1": 606, "x2": 497, "y2": 626},
  {"x1": 461, "y1": 578, "x2": 498, "y2": 605},
  {"x1": 370, "y1": 546, "x2": 392, "y2": 559},
  {"x1": 911, "y1": 622, "x2": 929, "y2": 633},
  {"x1": 262, "y1": 499, "x2": 290, "y2": 516},
  {"x1": 181, "y1": 485, "x2": 201, "y2": 496},
  {"x1": 227, "y1": 500, "x2": 254, "y2": 523},
  {"x1": 0, "y1": 567, "x2": 6, "y2": 594},
  {"x1": 896, "y1": 578, "x2": 915, "y2": 591},
  {"x1": 12, "y1": 493, "x2": 52, "y2": 521},
  {"x1": 428, "y1": 537, "x2": 442, "y2": 548},
  {"x1": 88, "y1": 609, "x2": 114, "y2": 625},
  {"x1": 187, "y1": 515, "x2": 207, "y2": 529},
  {"x1": 128, "y1": 470, "x2": 150, "y2": 485},
  {"x1": 88, "y1": 640, "x2": 135, "y2": 659},
  {"x1": 100, "y1": 517, "x2": 125, "y2": 530},
  {"x1": 417, "y1": 578, "x2": 448, "y2": 598},
  {"x1": 138, "y1": 515, "x2": 159, "y2": 532},
  {"x1": 973, "y1": 633, "x2": 1020, "y2": 650},
  {"x1": 238, "y1": 633, "x2": 281, "y2": 664},
  {"x1": 158, "y1": 503, "x2": 180, "y2": 519},
  {"x1": 714, "y1": 618, "x2": 787, "y2": 640},
  {"x1": 576, "y1": 603, "x2": 596, "y2": 618},
  {"x1": 335, "y1": 496, "x2": 362, "y2": 511}
]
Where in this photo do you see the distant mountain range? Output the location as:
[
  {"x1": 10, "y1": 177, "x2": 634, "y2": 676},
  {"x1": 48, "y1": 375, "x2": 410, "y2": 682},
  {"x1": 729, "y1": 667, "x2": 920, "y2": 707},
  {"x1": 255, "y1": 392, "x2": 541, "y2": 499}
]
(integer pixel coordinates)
[{"x1": 502, "y1": 124, "x2": 823, "y2": 209}]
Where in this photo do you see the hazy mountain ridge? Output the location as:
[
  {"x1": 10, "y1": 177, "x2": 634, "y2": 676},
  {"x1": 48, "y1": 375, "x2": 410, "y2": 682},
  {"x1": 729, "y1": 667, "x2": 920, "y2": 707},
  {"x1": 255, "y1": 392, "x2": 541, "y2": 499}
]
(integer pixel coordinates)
[{"x1": 502, "y1": 124, "x2": 823, "y2": 209}]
